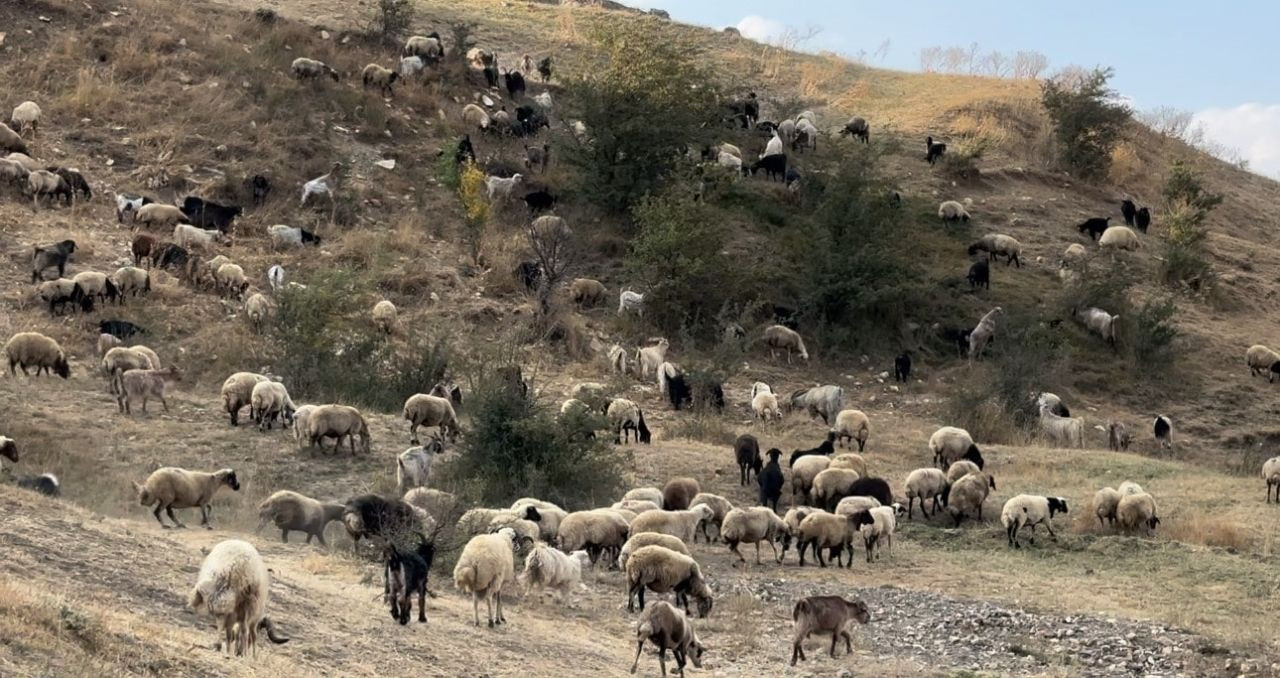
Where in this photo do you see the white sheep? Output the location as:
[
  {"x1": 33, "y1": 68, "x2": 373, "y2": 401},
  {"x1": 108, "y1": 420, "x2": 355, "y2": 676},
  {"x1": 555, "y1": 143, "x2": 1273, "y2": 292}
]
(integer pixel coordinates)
[
  {"x1": 221, "y1": 372, "x2": 269, "y2": 426},
  {"x1": 763, "y1": 324, "x2": 809, "y2": 363},
  {"x1": 402, "y1": 392, "x2": 460, "y2": 444},
  {"x1": 1062, "y1": 243, "x2": 1087, "y2": 265},
  {"x1": 903, "y1": 467, "x2": 949, "y2": 519},
  {"x1": 4, "y1": 331, "x2": 70, "y2": 379},
  {"x1": 250, "y1": 380, "x2": 295, "y2": 431},
  {"x1": 1246, "y1": 345, "x2": 1280, "y2": 381},
  {"x1": 519, "y1": 543, "x2": 590, "y2": 604},
  {"x1": 1000, "y1": 495, "x2": 1069, "y2": 547},
  {"x1": 1076, "y1": 306, "x2": 1119, "y2": 346},
  {"x1": 834, "y1": 496, "x2": 881, "y2": 517},
  {"x1": 510, "y1": 498, "x2": 568, "y2": 541},
  {"x1": 618, "y1": 532, "x2": 689, "y2": 571},
  {"x1": 1093, "y1": 487, "x2": 1121, "y2": 527},
  {"x1": 832, "y1": 409, "x2": 870, "y2": 451},
  {"x1": 752, "y1": 391, "x2": 781, "y2": 422},
  {"x1": 454, "y1": 528, "x2": 518, "y2": 627},
  {"x1": 791, "y1": 455, "x2": 831, "y2": 506},
  {"x1": 968, "y1": 306, "x2": 1003, "y2": 362},
  {"x1": 628, "y1": 506, "x2": 715, "y2": 544},
  {"x1": 717, "y1": 151, "x2": 743, "y2": 172},
  {"x1": 968, "y1": 233, "x2": 1023, "y2": 267},
  {"x1": 1118, "y1": 481, "x2": 1145, "y2": 496},
  {"x1": 1038, "y1": 403, "x2": 1085, "y2": 448},
  {"x1": 939, "y1": 200, "x2": 971, "y2": 223},
  {"x1": 618, "y1": 290, "x2": 645, "y2": 316},
  {"x1": 810, "y1": 468, "x2": 862, "y2": 512},
  {"x1": 112, "y1": 266, "x2": 150, "y2": 300},
  {"x1": 462, "y1": 103, "x2": 492, "y2": 131},
  {"x1": 372, "y1": 299, "x2": 400, "y2": 336},
  {"x1": 624, "y1": 545, "x2": 713, "y2": 618},
  {"x1": 946, "y1": 459, "x2": 981, "y2": 483},
  {"x1": 214, "y1": 263, "x2": 249, "y2": 300},
  {"x1": 688, "y1": 493, "x2": 733, "y2": 542},
  {"x1": 399, "y1": 56, "x2": 426, "y2": 78},
  {"x1": 307, "y1": 404, "x2": 371, "y2": 454},
  {"x1": 245, "y1": 292, "x2": 274, "y2": 333},
  {"x1": 795, "y1": 511, "x2": 873, "y2": 567},
  {"x1": 860, "y1": 504, "x2": 902, "y2": 562},
  {"x1": 945, "y1": 471, "x2": 995, "y2": 526},
  {"x1": 828, "y1": 453, "x2": 867, "y2": 476},
  {"x1": 1264, "y1": 457, "x2": 1280, "y2": 503},
  {"x1": 10, "y1": 101, "x2": 41, "y2": 137},
  {"x1": 486, "y1": 173, "x2": 524, "y2": 201},
  {"x1": 256, "y1": 490, "x2": 345, "y2": 546},
  {"x1": 719, "y1": 506, "x2": 788, "y2": 564},
  {"x1": 557, "y1": 509, "x2": 631, "y2": 564},
  {"x1": 1099, "y1": 225, "x2": 1141, "y2": 252},
  {"x1": 403, "y1": 35, "x2": 443, "y2": 60},
  {"x1": 361, "y1": 63, "x2": 399, "y2": 96},
  {"x1": 103, "y1": 347, "x2": 155, "y2": 394},
  {"x1": 623, "y1": 487, "x2": 665, "y2": 506},
  {"x1": 266, "y1": 224, "x2": 321, "y2": 250},
  {"x1": 1116, "y1": 492, "x2": 1160, "y2": 535},
  {"x1": 930, "y1": 426, "x2": 982, "y2": 468},
  {"x1": 291, "y1": 57, "x2": 339, "y2": 81},
  {"x1": 133, "y1": 467, "x2": 240, "y2": 528},
  {"x1": 188, "y1": 539, "x2": 289, "y2": 656}
]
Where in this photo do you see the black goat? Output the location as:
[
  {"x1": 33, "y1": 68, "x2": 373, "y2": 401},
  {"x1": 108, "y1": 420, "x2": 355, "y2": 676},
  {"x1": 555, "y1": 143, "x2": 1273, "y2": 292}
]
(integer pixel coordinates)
[
  {"x1": 300, "y1": 229, "x2": 322, "y2": 245},
  {"x1": 926, "y1": 136, "x2": 947, "y2": 164},
  {"x1": 757, "y1": 448, "x2": 784, "y2": 511},
  {"x1": 735, "y1": 434, "x2": 762, "y2": 486},
  {"x1": 247, "y1": 174, "x2": 272, "y2": 205},
  {"x1": 967, "y1": 259, "x2": 990, "y2": 289},
  {"x1": 503, "y1": 70, "x2": 526, "y2": 99},
  {"x1": 1120, "y1": 199, "x2": 1136, "y2": 226},
  {"x1": 666, "y1": 373, "x2": 691, "y2": 410},
  {"x1": 14, "y1": 473, "x2": 61, "y2": 497},
  {"x1": 514, "y1": 260, "x2": 542, "y2": 292},
  {"x1": 483, "y1": 63, "x2": 499, "y2": 88},
  {"x1": 151, "y1": 243, "x2": 189, "y2": 271},
  {"x1": 789, "y1": 431, "x2": 836, "y2": 468},
  {"x1": 181, "y1": 196, "x2": 242, "y2": 234},
  {"x1": 537, "y1": 56, "x2": 553, "y2": 82},
  {"x1": 456, "y1": 135, "x2": 477, "y2": 166},
  {"x1": 894, "y1": 352, "x2": 911, "y2": 383},
  {"x1": 1135, "y1": 207, "x2": 1151, "y2": 232},
  {"x1": 385, "y1": 541, "x2": 434, "y2": 624},
  {"x1": 938, "y1": 326, "x2": 972, "y2": 358},
  {"x1": 46, "y1": 167, "x2": 91, "y2": 201},
  {"x1": 31, "y1": 239, "x2": 76, "y2": 282},
  {"x1": 1077, "y1": 217, "x2": 1110, "y2": 241},
  {"x1": 523, "y1": 189, "x2": 556, "y2": 213},
  {"x1": 99, "y1": 319, "x2": 145, "y2": 340},
  {"x1": 750, "y1": 154, "x2": 787, "y2": 182}
]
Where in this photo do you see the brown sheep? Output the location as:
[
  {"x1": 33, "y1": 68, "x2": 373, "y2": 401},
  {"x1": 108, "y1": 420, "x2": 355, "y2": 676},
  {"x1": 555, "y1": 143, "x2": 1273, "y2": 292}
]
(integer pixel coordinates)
[{"x1": 662, "y1": 477, "x2": 700, "y2": 511}]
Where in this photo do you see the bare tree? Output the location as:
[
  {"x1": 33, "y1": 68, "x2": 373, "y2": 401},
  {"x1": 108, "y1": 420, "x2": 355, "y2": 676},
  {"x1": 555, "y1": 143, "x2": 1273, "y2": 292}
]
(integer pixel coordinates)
[
  {"x1": 525, "y1": 216, "x2": 577, "y2": 316},
  {"x1": 1139, "y1": 106, "x2": 1195, "y2": 139},
  {"x1": 873, "y1": 39, "x2": 892, "y2": 63},
  {"x1": 919, "y1": 46, "x2": 943, "y2": 73},
  {"x1": 965, "y1": 42, "x2": 981, "y2": 74},
  {"x1": 981, "y1": 51, "x2": 1008, "y2": 77},
  {"x1": 1012, "y1": 51, "x2": 1049, "y2": 79}
]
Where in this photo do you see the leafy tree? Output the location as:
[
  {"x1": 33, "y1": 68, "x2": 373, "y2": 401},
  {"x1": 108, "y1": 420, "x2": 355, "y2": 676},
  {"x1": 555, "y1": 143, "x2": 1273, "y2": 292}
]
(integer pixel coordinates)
[
  {"x1": 1159, "y1": 162, "x2": 1222, "y2": 290},
  {"x1": 1041, "y1": 67, "x2": 1130, "y2": 180}
]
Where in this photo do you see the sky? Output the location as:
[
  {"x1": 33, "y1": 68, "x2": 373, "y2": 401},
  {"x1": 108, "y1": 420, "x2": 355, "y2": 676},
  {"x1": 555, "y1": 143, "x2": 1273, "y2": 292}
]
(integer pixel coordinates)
[{"x1": 623, "y1": 1, "x2": 1280, "y2": 178}]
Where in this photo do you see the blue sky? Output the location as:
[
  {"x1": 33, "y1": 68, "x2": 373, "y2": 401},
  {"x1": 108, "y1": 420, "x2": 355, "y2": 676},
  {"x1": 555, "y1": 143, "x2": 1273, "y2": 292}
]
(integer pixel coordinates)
[{"x1": 623, "y1": 1, "x2": 1280, "y2": 177}]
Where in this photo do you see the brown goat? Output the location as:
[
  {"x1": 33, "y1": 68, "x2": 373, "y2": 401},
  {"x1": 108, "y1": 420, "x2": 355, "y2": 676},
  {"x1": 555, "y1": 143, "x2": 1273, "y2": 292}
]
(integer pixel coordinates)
[{"x1": 790, "y1": 595, "x2": 870, "y2": 665}]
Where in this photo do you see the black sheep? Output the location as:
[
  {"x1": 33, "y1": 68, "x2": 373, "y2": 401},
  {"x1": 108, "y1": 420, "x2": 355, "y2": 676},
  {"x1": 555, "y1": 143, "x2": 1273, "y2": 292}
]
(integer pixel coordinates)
[
  {"x1": 1077, "y1": 217, "x2": 1110, "y2": 241},
  {"x1": 503, "y1": 70, "x2": 526, "y2": 99},
  {"x1": 893, "y1": 352, "x2": 911, "y2": 383},
  {"x1": 967, "y1": 259, "x2": 990, "y2": 289},
  {"x1": 789, "y1": 431, "x2": 836, "y2": 468},
  {"x1": 666, "y1": 373, "x2": 692, "y2": 410},
  {"x1": 735, "y1": 434, "x2": 762, "y2": 486},
  {"x1": 99, "y1": 319, "x2": 145, "y2": 340},
  {"x1": 181, "y1": 196, "x2": 242, "y2": 234},
  {"x1": 757, "y1": 448, "x2": 784, "y2": 511},
  {"x1": 385, "y1": 541, "x2": 434, "y2": 624},
  {"x1": 537, "y1": 56, "x2": 553, "y2": 83},
  {"x1": 46, "y1": 167, "x2": 92, "y2": 201},
  {"x1": 14, "y1": 473, "x2": 60, "y2": 497},
  {"x1": 151, "y1": 243, "x2": 189, "y2": 271},
  {"x1": 1135, "y1": 207, "x2": 1151, "y2": 232},
  {"x1": 342, "y1": 494, "x2": 424, "y2": 552},
  {"x1": 844, "y1": 477, "x2": 893, "y2": 507},
  {"x1": 30, "y1": 239, "x2": 76, "y2": 282},
  {"x1": 926, "y1": 136, "x2": 947, "y2": 164},
  {"x1": 750, "y1": 154, "x2": 787, "y2": 182},
  {"x1": 456, "y1": 135, "x2": 477, "y2": 166},
  {"x1": 523, "y1": 189, "x2": 556, "y2": 213},
  {"x1": 1120, "y1": 199, "x2": 1136, "y2": 226}
]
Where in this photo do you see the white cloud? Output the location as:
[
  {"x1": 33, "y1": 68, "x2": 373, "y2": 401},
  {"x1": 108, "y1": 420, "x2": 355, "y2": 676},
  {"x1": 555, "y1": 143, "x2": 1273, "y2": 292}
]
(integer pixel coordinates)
[
  {"x1": 735, "y1": 15, "x2": 786, "y2": 43},
  {"x1": 1193, "y1": 103, "x2": 1280, "y2": 179}
]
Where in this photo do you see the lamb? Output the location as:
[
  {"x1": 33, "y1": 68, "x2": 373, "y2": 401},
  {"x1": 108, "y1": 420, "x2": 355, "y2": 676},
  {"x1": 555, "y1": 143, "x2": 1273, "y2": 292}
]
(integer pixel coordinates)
[
  {"x1": 133, "y1": 467, "x2": 240, "y2": 528},
  {"x1": 220, "y1": 372, "x2": 269, "y2": 426},
  {"x1": 758, "y1": 448, "x2": 785, "y2": 511},
  {"x1": 256, "y1": 490, "x2": 345, "y2": 545},
  {"x1": 795, "y1": 510, "x2": 875, "y2": 567},
  {"x1": 188, "y1": 540, "x2": 289, "y2": 656},
  {"x1": 752, "y1": 390, "x2": 781, "y2": 422},
  {"x1": 132, "y1": 203, "x2": 190, "y2": 230},
  {"x1": 1108, "y1": 421, "x2": 1132, "y2": 451},
  {"x1": 1077, "y1": 217, "x2": 1110, "y2": 241},
  {"x1": 938, "y1": 200, "x2": 969, "y2": 224},
  {"x1": 1246, "y1": 345, "x2": 1280, "y2": 381},
  {"x1": 689, "y1": 493, "x2": 733, "y2": 542},
  {"x1": 361, "y1": 63, "x2": 398, "y2": 96},
  {"x1": 618, "y1": 290, "x2": 645, "y2": 315},
  {"x1": 72, "y1": 271, "x2": 121, "y2": 306},
  {"x1": 116, "y1": 193, "x2": 155, "y2": 223},
  {"x1": 1264, "y1": 457, "x2": 1280, "y2": 503},
  {"x1": 1093, "y1": 487, "x2": 1121, "y2": 526},
  {"x1": 10, "y1": 101, "x2": 41, "y2": 137},
  {"x1": 486, "y1": 173, "x2": 524, "y2": 201},
  {"x1": 250, "y1": 380, "x2": 295, "y2": 431},
  {"x1": 385, "y1": 541, "x2": 435, "y2": 625},
  {"x1": 946, "y1": 459, "x2": 982, "y2": 483},
  {"x1": 4, "y1": 332, "x2": 70, "y2": 379},
  {"x1": 453, "y1": 528, "x2": 518, "y2": 627},
  {"x1": 1001, "y1": 495, "x2": 1069, "y2": 547},
  {"x1": 763, "y1": 324, "x2": 809, "y2": 363},
  {"x1": 790, "y1": 596, "x2": 870, "y2": 665},
  {"x1": 214, "y1": 263, "x2": 249, "y2": 300},
  {"x1": 519, "y1": 543, "x2": 590, "y2": 604},
  {"x1": 926, "y1": 135, "x2": 947, "y2": 163},
  {"x1": 904, "y1": 467, "x2": 949, "y2": 519},
  {"x1": 968, "y1": 306, "x2": 1003, "y2": 362},
  {"x1": 402, "y1": 392, "x2": 460, "y2": 444},
  {"x1": 636, "y1": 338, "x2": 670, "y2": 379},
  {"x1": 0, "y1": 122, "x2": 26, "y2": 153},
  {"x1": 1153, "y1": 415, "x2": 1174, "y2": 449},
  {"x1": 569, "y1": 278, "x2": 607, "y2": 307},
  {"x1": 629, "y1": 601, "x2": 705, "y2": 677},
  {"x1": 1076, "y1": 306, "x2": 1120, "y2": 347},
  {"x1": 629, "y1": 506, "x2": 716, "y2": 544},
  {"x1": 789, "y1": 385, "x2": 843, "y2": 424},
  {"x1": 462, "y1": 103, "x2": 492, "y2": 131},
  {"x1": 396, "y1": 438, "x2": 444, "y2": 494},
  {"x1": 291, "y1": 57, "x2": 340, "y2": 81},
  {"x1": 1116, "y1": 492, "x2": 1160, "y2": 535},
  {"x1": 1099, "y1": 225, "x2": 1141, "y2": 252},
  {"x1": 266, "y1": 224, "x2": 321, "y2": 250},
  {"x1": 840, "y1": 116, "x2": 870, "y2": 143},
  {"x1": 734, "y1": 434, "x2": 762, "y2": 485},
  {"x1": 607, "y1": 398, "x2": 651, "y2": 444},
  {"x1": 968, "y1": 234, "x2": 1023, "y2": 267},
  {"x1": 860, "y1": 504, "x2": 903, "y2": 562},
  {"x1": 307, "y1": 404, "x2": 372, "y2": 454},
  {"x1": 372, "y1": 300, "x2": 399, "y2": 336},
  {"x1": 624, "y1": 545, "x2": 713, "y2": 618},
  {"x1": 811, "y1": 468, "x2": 863, "y2": 512},
  {"x1": 929, "y1": 426, "x2": 984, "y2": 469},
  {"x1": 117, "y1": 366, "x2": 180, "y2": 414},
  {"x1": 945, "y1": 471, "x2": 996, "y2": 527},
  {"x1": 558, "y1": 509, "x2": 631, "y2": 564},
  {"x1": 112, "y1": 266, "x2": 151, "y2": 300},
  {"x1": 662, "y1": 477, "x2": 700, "y2": 511},
  {"x1": 30, "y1": 239, "x2": 76, "y2": 281}
]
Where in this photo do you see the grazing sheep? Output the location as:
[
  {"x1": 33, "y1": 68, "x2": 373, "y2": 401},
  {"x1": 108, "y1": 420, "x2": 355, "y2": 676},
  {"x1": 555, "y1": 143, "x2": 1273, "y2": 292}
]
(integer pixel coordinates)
[
  {"x1": 904, "y1": 467, "x2": 949, "y2": 519},
  {"x1": 834, "y1": 496, "x2": 881, "y2": 518},
  {"x1": 27, "y1": 169, "x2": 71, "y2": 208},
  {"x1": 662, "y1": 478, "x2": 701, "y2": 512},
  {"x1": 1093, "y1": 487, "x2": 1121, "y2": 526},
  {"x1": 619, "y1": 533, "x2": 689, "y2": 572},
  {"x1": 752, "y1": 390, "x2": 781, "y2": 422},
  {"x1": 250, "y1": 380, "x2": 295, "y2": 431},
  {"x1": 1001, "y1": 495, "x2": 1069, "y2": 547},
  {"x1": 403, "y1": 488, "x2": 456, "y2": 528},
  {"x1": 831, "y1": 409, "x2": 870, "y2": 451},
  {"x1": 1062, "y1": 243, "x2": 1087, "y2": 265},
  {"x1": 519, "y1": 543, "x2": 590, "y2": 604},
  {"x1": 1135, "y1": 207, "x2": 1151, "y2": 232},
  {"x1": 4, "y1": 332, "x2": 70, "y2": 379},
  {"x1": 945, "y1": 471, "x2": 996, "y2": 527},
  {"x1": 96, "y1": 333, "x2": 122, "y2": 358},
  {"x1": 48, "y1": 167, "x2": 91, "y2": 201},
  {"x1": 929, "y1": 426, "x2": 984, "y2": 469},
  {"x1": 511, "y1": 499, "x2": 567, "y2": 541},
  {"x1": 398, "y1": 55, "x2": 426, "y2": 78},
  {"x1": 0, "y1": 157, "x2": 29, "y2": 187},
  {"x1": 789, "y1": 386, "x2": 843, "y2": 425},
  {"x1": 0, "y1": 122, "x2": 27, "y2": 153},
  {"x1": 36, "y1": 278, "x2": 91, "y2": 315},
  {"x1": 1153, "y1": 415, "x2": 1174, "y2": 449},
  {"x1": 220, "y1": 372, "x2": 269, "y2": 426},
  {"x1": 266, "y1": 224, "x2": 321, "y2": 250},
  {"x1": 828, "y1": 453, "x2": 867, "y2": 477},
  {"x1": 968, "y1": 234, "x2": 1023, "y2": 267},
  {"x1": 402, "y1": 393, "x2": 460, "y2": 444},
  {"x1": 396, "y1": 438, "x2": 443, "y2": 494},
  {"x1": 403, "y1": 34, "x2": 443, "y2": 60},
  {"x1": 10, "y1": 101, "x2": 41, "y2": 137},
  {"x1": 462, "y1": 103, "x2": 492, "y2": 131},
  {"x1": 758, "y1": 448, "x2": 784, "y2": 511},
  {"x1": 117, "y1": 366, "x2": 180, "y2": 414},
  {"x1": 291, "y1": 57, "x2": 339, "y2": 81},
  {"x1": 569, "y1": 278, "x2": 607, "y2": 307},
  {"x1": 1263, "y1": 457, "x2": 1280, "y2": 503},
  {"x1": 624, "y1": 545, "x2": 713, "y2": 618},
  {"x1": 789, "y1": 457, "x2": 829, "y2": 510},
  {"x1": 112, "y1": 266, "x2": 151, "y2": 300},
  {"x1": 1038, "y1": 403, "x2": 1085, "y2": 448},
  {"x1": 719, "y1": 506, "x2": 787, "y2": 565},
  {"x1": 795, "y1": 510, "x2": 875, "y2": 567},
  {"x1": 618, "y1": 290, "x2": 645, "y2": 316},
  {"x1": 30, "y1": 239, "x2": 76, "y2": 282},
  {"x1": 607, "y1": 398, "x2": 651, "y2": 444},
  {"x1": 811, "y1": 468, "x2": 863, "y2": 512},
  {"x1": 307, "y1": 404, "x2": 371, "y2": 454},
  {"x1": 214, "y1": 263, "x2": 249, "y2": 300},
  {"x1": 361, "y1": 63, "x2": 398, "y2": 96},
  {"x1": 763, "y1": 325, "x2": 809, "y2": 364},
  {"x1": 1077, "y1": 217, "x2": 1110, "y2": 241},
  {"x1": 689, "y1": 493, "x2": 733, "y2": 543},
  {"x1": 371, "y1": 299, "x2": 399, "y2": 336},
  {"x1": 245, "y1": 293, "x2": 274, "y2": 333},
  {"x1": 102, "y1": 347, "x2": 153, "y2": 394},
  {"x1": 734, "y1": 434, "x2": 762, "y2": 485},
  {"x1": 133, "y1": 203, "x2": 190, "y2": 230},
  {"x1": 188, "y1": 540, "x2": 289, "y2": 656},
  {"x1": 1116, "y1": 492, "x2": 1160, "y2": 535},
  {"x1": 72, "y1": 271, "x2": 120, "y2": 307},
  {"x1": 385, "y1": 541, "x2": 435, "y2": 625},
  {"x1": 256, "y1": 490, "x2": 345, "y2": 545},
  {"x1": 558, "y1": 510, "x2": 631, "y2": 565},
  {"x1": 1099, "y1": 225, "x2": 1141, "y2": 252},
  {"x1": 1108, "y1": 421, "x2": 1132, "y2": 451},
  {"x1": 1246, "y1": 344, "x2": 1280, "y2": 381},
  {"x1": 926, "y1": 136, "x2": 947, "y2": 163},
  {"x1": 629, "y1": 601, "x2": 705, "y2": 677},
  {"x1": 116, "y1": 194, "x2": 155, "y2": 223},
  {"x1": 839, "y1": 117, "x2": 870, "y2": 143},
  {"x1": 790, "y1": 596, "x2": 870, "y2": 665},
  {"x1": 629, "y1": 506, "x2": 715, "y2": 545},
  {"x1": 1076, "y1": 307, "x2": 1120, "y2": 347},
  {"x1": 938, "y1": 200, "x2": 969, "y2": 224},
  {"x1": 946, "y1": 460, "x2": 982, "y2": 483},
  {"x1": 133, "y1": 467, "x2": 240, "y2": 528}
]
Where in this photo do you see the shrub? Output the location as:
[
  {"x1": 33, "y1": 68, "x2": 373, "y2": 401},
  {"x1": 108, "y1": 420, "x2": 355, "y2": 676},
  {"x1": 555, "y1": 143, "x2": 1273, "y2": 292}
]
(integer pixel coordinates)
[
  {"x1": 1128, "y1": 297, "x2": 1178, "y2": 375},
  {"x1": 458, "y1": 162, "x2": 489, "y2": 263},
  {"x1": 1041, "y1": 67, "x2": 1130, "y2": 180},
  {"x1": 1158, "y1": 163, "x2": 1222, "y2": 292},
  {"x1": 939, "y1": 140, "x2": 986, "y2": 181},
  {"x1": 366, "y1": 0, "x2": 414, "y2": 42}
]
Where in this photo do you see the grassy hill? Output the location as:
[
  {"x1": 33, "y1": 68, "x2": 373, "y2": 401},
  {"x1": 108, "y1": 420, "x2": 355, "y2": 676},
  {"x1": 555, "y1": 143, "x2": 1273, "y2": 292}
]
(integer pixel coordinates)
[{"x1": 2, "y1": 0, "x2": 1280, "y2": 675}]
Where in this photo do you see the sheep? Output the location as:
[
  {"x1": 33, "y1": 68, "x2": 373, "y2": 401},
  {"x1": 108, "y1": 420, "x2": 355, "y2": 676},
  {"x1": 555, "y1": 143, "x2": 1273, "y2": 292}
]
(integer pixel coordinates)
[
  {"x1": 132, "y1": 203, "x2": 190, "y2": 230},
  {"x1": 904, "y1": 467, "x2": 949, "y2": 519},
  {"x1": 266, "y1": 224, "x2": 321, "y2": 250},
  {"x1": 27, "y1": 169, "x2": 71, "y2": 208},
  {"x1": 1062, "y1": 243, "x2": 1087, "y2": 266},
  {"x1": 48, "y1": 167, "x2": 91, "y2": 201},
  {"x1": 1108, "y1": 421, "x2": 1132, "y2": 451},
  {"x1": 245, "y1": 293, "x2": 273, "y2": 333},
  {"x1": 1076, "y1": 306, "x2": 1120, "y2": 347},
  {"x1": 945, "y1": 471, "x2": 996, "y2": 527},
  {"x1": 689, "y1": 493, "x2": 733, "y2": 542},
  {"x1": 403, "y1": 34, "x2": 443, "y2": 60},
  {"x1": 37, "y1": 278, "x2": 93, "y2": 315},
  {"x1": 717, "y1": 506, "x2": 787, "y2": 565},
  {"x1": 102, "y1": 347, "x2": 152, "y2": 394},
  {"x1": 1099, "y1": 225, "x2": 1141, "y2": 252},
  {"x1": 30, "y1": 239, "x2": 76, "y2": 282},
  {"x1": 117, "y1": 366, "x2": 180, "y2": 414},
  {"x1": 938, "y1": 200, "x2": 969, "y2": 224},
  {"x1": 462, "y1": 103, "x2": 492, "y2": 131},
  {"x1": 489, "y1": 513, "x2": 541, "y2": 546},
  {"x1": 256, "y1": 490, "x2": 345, "y2": 546},
  {"x1": 0, "y1": 122, "x2": 26, "y2": 153},
  {"x1": 1246, "y1": 345, "x2": 1280, "y2": 381},
  {"x1": 214, "y1": 263, "x2": 249, "y2": 300},
  {"x1": 399, "y1": 55, "x2": 426, "y2": 78},
  {"x1": 789, "y1": 454, "x2": 830, "y2": 508},
  {"x1": 614, "y1": 500, "x2": 661, "y2": 516},
  {"x1": 763, "y1": 324, "x2": 809, "y2": 363},
  {"x1": 372, "y1": 299, "x2": 399, "y2": 336},
  {"x1": 828, "y1": 453, "x2": 867, "y2": 477},
  {"x1": 828, "y1": 409, "x2": 871, "y2": 451},
  {"x1": 790, "y1": 596, "x2": 870, "y2": 665},
  {"x1": 558, "y1": 509, "x2": 631, "y2": 565},
  {"x1": 291, "y1": 57, "x2": 339, "y2": 81},
  {"x1": 968, "y1": 233, "x2": 1023, "y2": 268},
  {"x1": 1153, "y1": 415, "x2": 1174, "y2": 449},
  {"x1": 752, "y1": 390, "x2": 781, "y2": 422},
  {"x1": 402, "y1": 392, "x2": 460, "y2": 444},
  {"x1": 860, "y1": 504, "x2": 903, "y2": 562},
  {"x1": 629, "y1": 601, "x2": 705, "y2": 677},
  {"x1": 733, "y1": 434, "x2": 762, "y2": 486},
  {"x1": 946, "y1": 459, "x2": 982, "y2": 483},
  {"x1": 662, "y1": 477, "x2": 700, "y2": 511},
  {"x1": 1001, "y1": 495, "x2": 1069, "y2": 548},
  {"x1": 116, "y1": 193, "x2": 155, "y2": 223},
  {"x1": 928, "y1": 426, "x2": 982, "y2": 469},
  {"x1": 220, "y1": 372, "x2": 269, "y2": 426},
  {"x1": 636, "y1": 338, "x2": 670, "y2": 379},
  {"x1": 793, "y1": 118, "x2": 819, "y2": 152},
  {"x1": 72, "y1": 271, "x2": 121, "y2": 307},
  {"x1": 307, "y1": 404, "x2": 372, "y2": 454},
  {"x1": 250, "y1": 380, "x2": 295, "y2": 431},
  {"x1": 1093, "y1": 487, "x2": 1121, "y2": 526},
  {"x1": 619, "y1": 533, "x2": 690, "y2": 572},
  {"x1": 716, "y1": 151, "x2": 743, "y2": 173},
  {"x1": 404, "y1": 488, "x2": 457, "y2": 528},
  {"x1": 95, "y1": 333, "x2": 121, "y2": 360},
  {"x1": 795, "y1": 510, "x2": 875, "y2": 567},
  {"x1": 834, "y1": 496, "x2": 881, "y2": 518},
  {"x1": 1116, "y1": 492, "x2": 1160, "y2": 535},
  {"x1": 4, "y1": 332, "x2": 70, "y2": 379},
  {"x1": 1038, "y1": 404, "x2": 1085, "y2": 448},
  {"x1": 4, "y1": 151, "x2": 39, "y2": 171},
  {"x1": 486, "y1": 173, "x2": 524, "y2": 201},
  {"x1": 188, "y1": 540, "x2": 289, "y2": 657},
  {"x1": 811, "y1": 468, "x2": 864, "y2": 512},
  {"x1": 361, "y1": 63, "x2": 399, "y2": 96},
  {"x1": 789, "y1": 385, "x2": 843, "y2": 425},
  {"x1": 112, "y1": 266, "x2": 150, "y2": 301},
  {"x1": 511, "y1": 499, "x2": 567, "y2": 541},
  {"x1": 1135, "y1": 207, "x2": 1151, "y2": 232},
  {"x1": 968, "y1": 306, "x2": 1003, "y2": 362},
  {"x1": 553, "y1": 278, "x2": 605, "y2": 311},
  {"x1": 1263, "y1": 457, "x2": 1280, "y2": 503},
  {"x1": 607, "y1": 398, "x2": 651, "y2": 444},
  {"x1": 133, "y1": 467, "x2": 240, "y2": 528},
  {"x1": 840, "y1": 116, "x2": 870, "y2": 143},
  {"x1": 624, "y1": 487, "x2": 665, "y2": 507},
  {"x1": 966, "y1": 258, "x2": 990, "y2": 290},
  {"x1": 10, "y1": 101, "x2": 40, "y2": 137},
  {"x1": 519, "y1": 543, "x2": 590, "y2": 604},
  {"x1": 624, "y1": 545, "x2": 713, "y2": 618},
  {"x1": 629, "y1": 506, "x2": 715, "y2": 545},
  {"x1": 0, "y1": 157, "x2": 30, "y2": 189},
  {"x1": 618, "y1": 290, "x2": 645, "y2": 315},
  {"x1": 396, "y1": 438, "x2": 444, "y2": 494},
  {"x1": 385, "y1": 541, "x2": 435, "y2": 625}
]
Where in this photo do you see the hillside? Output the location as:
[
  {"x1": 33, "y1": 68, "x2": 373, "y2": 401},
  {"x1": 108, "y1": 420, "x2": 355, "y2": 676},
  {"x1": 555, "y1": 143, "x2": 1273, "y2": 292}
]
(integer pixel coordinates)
[{"x1": 2, "y1": 0, "x2": 1280, "y2": 676}]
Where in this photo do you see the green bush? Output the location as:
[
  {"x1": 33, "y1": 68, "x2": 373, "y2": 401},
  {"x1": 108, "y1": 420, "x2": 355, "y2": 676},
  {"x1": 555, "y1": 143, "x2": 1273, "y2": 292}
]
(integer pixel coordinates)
[
  {"x1": 1158, "y1": 162, "x2": 1222, "y2": 291},
  {"x1": 1128, "y1": 297, "x2": 1179, "y2": 375},
  {"x1": 366, "y1": 0, "x2": 414, "y2": 42},
  {"x1": 1041, "y1": 67, "x2": 1130, "y2": 180}
]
